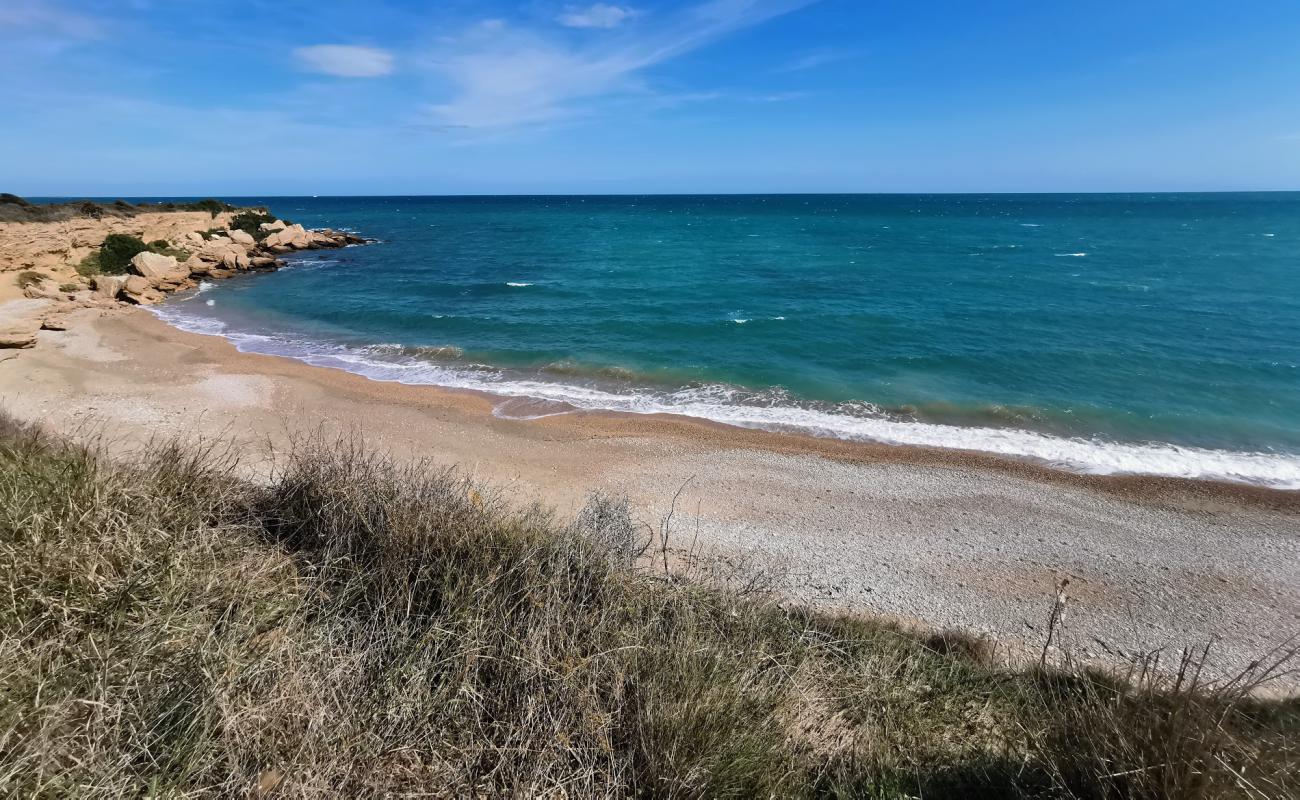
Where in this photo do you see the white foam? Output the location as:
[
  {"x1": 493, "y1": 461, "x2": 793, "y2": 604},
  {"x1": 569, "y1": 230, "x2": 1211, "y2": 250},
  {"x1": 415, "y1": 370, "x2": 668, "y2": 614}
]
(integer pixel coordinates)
[
  {"x1": 148, "y1": 305, "x2": 1300, "y2": 490},
  {"x1": 506, "y1": 282, "x2": 533, "y2": 287},
  {"x1": 1055, "y1": 252, "x2": 1088, "y2": 257}
]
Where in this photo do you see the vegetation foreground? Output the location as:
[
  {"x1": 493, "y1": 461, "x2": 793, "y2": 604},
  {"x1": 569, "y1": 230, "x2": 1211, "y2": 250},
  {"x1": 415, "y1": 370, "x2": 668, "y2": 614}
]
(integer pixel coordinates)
[{"x1": 0, "y1": 414, "x2": 1296, "y2": 798}]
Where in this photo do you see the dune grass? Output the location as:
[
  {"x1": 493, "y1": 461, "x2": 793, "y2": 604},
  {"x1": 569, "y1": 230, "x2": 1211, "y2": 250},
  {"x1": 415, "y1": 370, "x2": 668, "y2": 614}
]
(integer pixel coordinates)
[{"x1": 0, "y1": 413, "x2": 1295, "y2": 798}]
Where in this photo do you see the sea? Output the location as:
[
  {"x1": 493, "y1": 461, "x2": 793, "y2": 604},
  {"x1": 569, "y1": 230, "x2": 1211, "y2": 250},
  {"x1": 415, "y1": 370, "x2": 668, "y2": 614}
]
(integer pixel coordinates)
[{"x1": 121, "y1": 193, "x2": 1300, "y2": 488}]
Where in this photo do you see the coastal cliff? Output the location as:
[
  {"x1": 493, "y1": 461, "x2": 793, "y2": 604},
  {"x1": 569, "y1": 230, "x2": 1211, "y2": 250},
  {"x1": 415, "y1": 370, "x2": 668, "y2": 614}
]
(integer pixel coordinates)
[{"x1": 0, "y1": 195, "x2": 365, "y2": 349}]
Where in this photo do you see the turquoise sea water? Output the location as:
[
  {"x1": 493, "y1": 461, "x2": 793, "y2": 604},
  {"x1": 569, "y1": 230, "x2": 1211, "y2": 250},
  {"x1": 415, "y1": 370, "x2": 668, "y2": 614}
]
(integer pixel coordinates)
[{"x1": 146, "y1": 194, "x2": 1300, "y2": 487}]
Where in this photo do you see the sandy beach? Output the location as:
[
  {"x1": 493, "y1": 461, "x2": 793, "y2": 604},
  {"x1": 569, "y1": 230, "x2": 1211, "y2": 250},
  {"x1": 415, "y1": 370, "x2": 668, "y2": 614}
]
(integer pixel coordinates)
[{"x1": 3, "y1": 306, "x2": 1297, "y2": 676}]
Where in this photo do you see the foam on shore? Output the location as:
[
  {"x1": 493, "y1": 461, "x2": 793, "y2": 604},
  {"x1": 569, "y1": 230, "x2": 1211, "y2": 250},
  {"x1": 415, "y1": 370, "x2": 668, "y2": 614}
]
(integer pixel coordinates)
[{"x1": 150, "y1": 305, "x2": 1300, "y2": 490}]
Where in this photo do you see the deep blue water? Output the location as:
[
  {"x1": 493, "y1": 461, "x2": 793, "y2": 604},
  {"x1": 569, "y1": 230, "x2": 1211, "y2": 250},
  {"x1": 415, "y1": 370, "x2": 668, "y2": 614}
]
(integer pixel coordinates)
[{"x1": 130, "y1": 194, "x2": 1300, "y2": 487}]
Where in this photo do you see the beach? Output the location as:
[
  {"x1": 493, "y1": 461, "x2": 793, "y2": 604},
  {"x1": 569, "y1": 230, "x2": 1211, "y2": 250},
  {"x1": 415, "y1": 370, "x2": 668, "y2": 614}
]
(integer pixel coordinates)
[{"x1": 4, "y1": 305, "x2": 1297, "y2": 675}]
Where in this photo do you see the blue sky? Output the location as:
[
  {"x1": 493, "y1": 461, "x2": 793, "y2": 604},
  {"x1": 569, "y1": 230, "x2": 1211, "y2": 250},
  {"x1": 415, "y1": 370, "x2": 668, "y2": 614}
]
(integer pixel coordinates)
[{"x1": 2, "y1": 0, "x2": 1299, "y2": 195}]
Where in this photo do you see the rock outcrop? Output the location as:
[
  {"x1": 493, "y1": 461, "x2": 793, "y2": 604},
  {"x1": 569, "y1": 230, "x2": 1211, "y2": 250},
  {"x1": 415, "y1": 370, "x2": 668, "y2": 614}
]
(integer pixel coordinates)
[
  {"x1": 0, "y1": 198, "x2": 371, "y2": 335},
  {"x1": 93, "y1": 275, "x2": 127, "y2": 300},
  {"x1": 0, "y1": 299, "x2": 51, "y2": 348}
]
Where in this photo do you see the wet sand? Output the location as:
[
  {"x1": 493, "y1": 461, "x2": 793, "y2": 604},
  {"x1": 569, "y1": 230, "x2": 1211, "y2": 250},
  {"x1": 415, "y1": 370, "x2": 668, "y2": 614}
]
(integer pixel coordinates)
[{"x1": 2, "y1": 307, "x2": 1298, "y2": 676}]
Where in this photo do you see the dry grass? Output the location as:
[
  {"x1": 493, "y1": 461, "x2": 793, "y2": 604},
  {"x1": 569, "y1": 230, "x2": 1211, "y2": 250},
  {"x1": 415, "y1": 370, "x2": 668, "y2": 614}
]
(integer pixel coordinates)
[{"x1": 0, "y1": 414, "x2": 1295, "y2": 798}]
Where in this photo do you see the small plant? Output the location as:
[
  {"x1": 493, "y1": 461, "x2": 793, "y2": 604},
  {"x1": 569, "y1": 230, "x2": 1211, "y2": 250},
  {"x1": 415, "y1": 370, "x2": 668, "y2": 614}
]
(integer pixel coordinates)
[
  {"x1": 98, "y1": 233, "x2": 149, "y2": 274},
  {"x1": 185, "y1": 198, "x2": 230, "y2": 218},
  {"x1": 147, "y1": 242, "x2": 190, "y2": 261},
  {"x1": 0, "y1": 193, "x2": 32, "y2": 206},
  {"x1": 59, "y1": 282, "x2": 80, "y2": 293},
  {"x1": 149, "y1": 239, "x2": 169, "y2": 248},
  {"x1": 228, "y1": 210, "x2": 278, "y2": 240},
  {"x1": 79, "y1": 201, "x2": 103, "y2": 219},
  {"x1": 16, "y1": 271, "x2": 46, "y2": 290},
  {"x1": 76, "y1": 251, "x2": 102, "y2": 277}
]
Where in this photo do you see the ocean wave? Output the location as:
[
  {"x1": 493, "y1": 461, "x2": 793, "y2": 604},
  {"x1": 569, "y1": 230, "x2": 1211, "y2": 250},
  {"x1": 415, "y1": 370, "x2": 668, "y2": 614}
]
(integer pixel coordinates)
[
  {"x1": 506, "y1": 282, "x2": 533, "y2": 287},
  {"x1": 148, "y1": 305, "x2": 1300, "y2": 490},
  {"x1": 1055, "y1": 252, "x2": 1088, "y2": 257}
]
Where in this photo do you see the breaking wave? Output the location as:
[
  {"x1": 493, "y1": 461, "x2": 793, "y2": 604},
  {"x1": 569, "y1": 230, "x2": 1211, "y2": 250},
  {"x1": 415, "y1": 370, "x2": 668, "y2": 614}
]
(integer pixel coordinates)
[{"x1": 149, "y1": 303, "x2": 1300, "y2": 490}]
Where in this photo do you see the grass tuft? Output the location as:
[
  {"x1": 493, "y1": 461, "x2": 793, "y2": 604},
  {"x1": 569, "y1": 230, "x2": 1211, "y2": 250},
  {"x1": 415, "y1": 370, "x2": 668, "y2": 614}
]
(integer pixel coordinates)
[
  {"x1": 0, "y1": 415, "x2": 1295, "y2": 798},
  {"x1": 16, "y1": 270, "x2": 46, "y2": 290}
]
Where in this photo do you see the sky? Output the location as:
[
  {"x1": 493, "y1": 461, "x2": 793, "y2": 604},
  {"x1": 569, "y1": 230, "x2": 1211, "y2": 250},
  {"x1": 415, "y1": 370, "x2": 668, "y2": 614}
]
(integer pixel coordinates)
[{"x1": 2, "y1": 0, "x2": 1299, "y2": 195}]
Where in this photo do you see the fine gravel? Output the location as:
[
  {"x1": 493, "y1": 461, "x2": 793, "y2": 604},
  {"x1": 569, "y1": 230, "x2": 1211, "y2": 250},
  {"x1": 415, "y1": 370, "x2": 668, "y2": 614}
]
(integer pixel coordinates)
[
  {"x1": 609, "y1": 447, "x2": 1300, "y2": 677},
  {"x1": 3, "y1": 308, "x2": 1298, "y2": 681}
]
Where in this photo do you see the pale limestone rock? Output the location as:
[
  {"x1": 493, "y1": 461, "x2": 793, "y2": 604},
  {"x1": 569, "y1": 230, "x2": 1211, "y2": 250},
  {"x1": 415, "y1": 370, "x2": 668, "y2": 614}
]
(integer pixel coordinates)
[
  {"x1": 0, "y1": 299, "x2": 51, "y2": 347},
  {"x1": 93, "y1": 274, "x2": 127, "y2": 300},
  {"x1": 227, "y1": 229, "x2": 256, "y2": 247},
  {"x1": 130, "y1": 251, "x2": 181, "y2": 279},
  {"x1": 121, "y1": 275, "x2": 162, "y2": 304},
  {"x1": 260, "y1": 219, "x2": 287, "y2": 233},
  {"x1": 221, "y1": 248, "x2": 250, "y2": 270}
]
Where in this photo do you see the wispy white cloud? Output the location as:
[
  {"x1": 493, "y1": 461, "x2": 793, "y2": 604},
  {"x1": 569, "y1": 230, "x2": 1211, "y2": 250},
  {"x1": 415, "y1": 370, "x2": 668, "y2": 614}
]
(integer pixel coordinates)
[
  {"x1": 0, "y1": 0, "x2": 103, "y2": 57},
  {"x1": 294, "y1": 44, "x2": 395, "y2": 78},
  {"x1": 0, "y1": 0, "x2": 101, "y2": 38},
  {"x1": 778, "y1": 46, "x2": 860, "y2": 72},
  {"x1": 559, "y1": 3, "x2": 637, "y2": 29},
  {"x1": 421, "y1": 0, "x2": 818, "y2": 131}
]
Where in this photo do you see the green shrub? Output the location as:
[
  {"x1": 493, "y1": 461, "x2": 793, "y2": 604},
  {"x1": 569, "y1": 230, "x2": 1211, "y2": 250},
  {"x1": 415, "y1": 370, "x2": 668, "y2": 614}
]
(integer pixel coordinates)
[
  {"x1": 79, "y1": 201, "x2": 103, "y2": 219},
  {"x1": 98, "y1": 233, "x2": 149, "y2": 274},
  {"x1": 149, "y1": 239, "x2": 169, "y2": 248},
  {"x1": 228, "y1": 210, "x2": 278, "y2": 240},
  {"x1": 59, "y1": 282, "x2": 80, "y2": 293},
  {"x1": 0, "y1": 193, "x2": 32, "y2": 207},
  {"x1": 76, "y1": 251, "x2": 102, "y2": 277},
  {"x1": 184, "y1": 198, "x2": 230, "y2": 218},
  {"x1": 16, "y1": 271, "x2": 45, "y2": 290},
  {"x1": 148, "y1": 243, "x2": 190, "y2": 261}
]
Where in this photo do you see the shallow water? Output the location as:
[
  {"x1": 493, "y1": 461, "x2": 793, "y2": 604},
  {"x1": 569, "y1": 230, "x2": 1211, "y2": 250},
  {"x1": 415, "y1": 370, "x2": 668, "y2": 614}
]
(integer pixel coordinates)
[{"x1": 148, "y1": 193, "x2": 1300, "y2": 487}]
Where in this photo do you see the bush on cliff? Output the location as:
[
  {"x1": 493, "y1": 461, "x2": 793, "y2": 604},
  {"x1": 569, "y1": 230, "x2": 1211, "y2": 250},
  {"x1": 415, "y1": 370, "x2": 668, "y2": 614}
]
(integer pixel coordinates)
[
  {"x1": 182, "y1": 198, "x2": 231, "y2": 218},
  {"x1": 16, "y1": 271, "x2": 46, "y2": 290},
  {"x1": 229, "y1": 210, "x2": 278, "y2": 241},
  {"x1": 97, "y1": 233, "x2": 150, "y2": 274},
  {"x1": 0, "y1": 414, "x2": 1295, "y2": 798},
  {"x1": 75, "y1": 251, "x2": 102, "y2": 277}
]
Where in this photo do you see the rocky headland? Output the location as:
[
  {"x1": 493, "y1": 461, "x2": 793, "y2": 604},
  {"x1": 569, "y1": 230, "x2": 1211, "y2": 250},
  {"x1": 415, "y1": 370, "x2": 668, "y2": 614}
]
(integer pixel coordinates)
[{"x1": 0, "y1": 195, "x2": 366, "y2": 350}]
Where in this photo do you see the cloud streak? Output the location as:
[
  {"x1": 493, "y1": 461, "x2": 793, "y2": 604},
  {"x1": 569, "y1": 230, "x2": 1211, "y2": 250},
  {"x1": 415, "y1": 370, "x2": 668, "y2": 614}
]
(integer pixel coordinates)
[
  {"x1": 422, "y1": 0, "x2": 817, "y2": 130},
  {"x1": 294, "y1": 44, "x2": 395, "y2": 78},
  {"x1": 559, "y1": 4, "x2": 637, "y2": 29}
]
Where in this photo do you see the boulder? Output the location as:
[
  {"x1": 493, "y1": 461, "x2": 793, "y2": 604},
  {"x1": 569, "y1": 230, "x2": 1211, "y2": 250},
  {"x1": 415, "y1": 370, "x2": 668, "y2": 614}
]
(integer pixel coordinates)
[
  {"x1": 227, "y1": 229, "x2": 256, "y2": 247},
  {"x1": 92, "y1": 274, "x2": 127, "y2": 300},
  {"x1": 182, "y1": 255, "x2": 210, "y2": 276},
  {"x1": 309, "y1": 231, "x2": 342, "y2": 248},
  {"x1": 249, "y1": 256, "x2": 278, "y2": 269},
  {"x1": 264, "y1": 224, "x2": 310, "y2": 249},
  {"x1": 23, "y1": 280, "x2": 67, "y2": 301},
  {"x1": 221, "y1": 248, "x2": 250, "y2": 270},
  {"x1": 259, "y1": 219, "x2": 287, "y2": 233},
  {"x1": 183, "y1": 231, "x2": 206, "y2": 245},
  {"x1": 130, "y1": 251, "x2": 183, "y2": 280},
  {"x1": 0, "y1": 299, "x2": 52, "y2": 348},
  {"x1": 121, "y1": 275, "x2": 163, "y2": 305}
]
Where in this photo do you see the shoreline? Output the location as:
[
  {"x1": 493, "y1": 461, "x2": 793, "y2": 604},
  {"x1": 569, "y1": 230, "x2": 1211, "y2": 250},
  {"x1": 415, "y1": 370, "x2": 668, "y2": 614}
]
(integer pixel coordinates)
[
  {"x1": 3, "y1": 306, "x2": 1297, "y2": 678},
  {"x1": 154, "y1": 289, "x2": 1300, "y2": 509}
]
